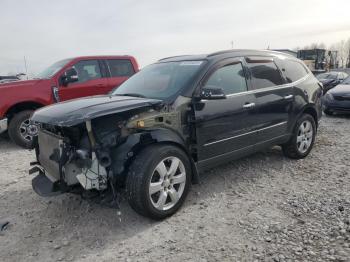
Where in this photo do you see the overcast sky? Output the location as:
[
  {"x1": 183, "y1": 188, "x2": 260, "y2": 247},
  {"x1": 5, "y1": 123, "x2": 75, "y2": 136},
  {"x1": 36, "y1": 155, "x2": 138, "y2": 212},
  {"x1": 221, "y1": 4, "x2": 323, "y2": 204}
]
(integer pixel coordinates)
[{"x1": 1, "y1": 0, "x2": 349, "y2": 76}]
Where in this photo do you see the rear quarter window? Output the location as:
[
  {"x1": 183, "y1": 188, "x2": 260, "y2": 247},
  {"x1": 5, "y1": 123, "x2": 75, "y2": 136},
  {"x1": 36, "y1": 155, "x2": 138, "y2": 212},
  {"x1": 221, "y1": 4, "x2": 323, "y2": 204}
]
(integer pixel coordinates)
[
  {"x1": 279, "y1": 60, "x2": 309, "y2": 83},
  {"x1": 246, "y1": 60, "x2": 284, "y2": 89}
]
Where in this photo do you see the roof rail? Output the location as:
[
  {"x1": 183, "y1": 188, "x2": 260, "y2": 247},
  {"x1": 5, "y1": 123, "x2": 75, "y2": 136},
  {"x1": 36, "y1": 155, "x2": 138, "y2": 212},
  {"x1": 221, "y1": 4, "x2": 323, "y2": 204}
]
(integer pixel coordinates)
[
  {"x1": 158, "y1": 55, "x2": 191, "y2": 61},
  {"x1": 207, "y1": 49, "x2": 235, "y2": 57}
]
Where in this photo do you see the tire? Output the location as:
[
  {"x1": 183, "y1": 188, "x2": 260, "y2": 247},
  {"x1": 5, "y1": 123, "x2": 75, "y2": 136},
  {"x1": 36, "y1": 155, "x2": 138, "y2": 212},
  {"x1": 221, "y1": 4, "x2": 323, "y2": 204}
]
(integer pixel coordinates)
[
  {"x1": 126, "y1": 144, "x2": 191, "y2": 220},
  {"x1": 8, "y1": 110, "x2": 37, "y2": 149},
  {"x1": 282, "y1": 114, "x2": 316, "y2": 159}
]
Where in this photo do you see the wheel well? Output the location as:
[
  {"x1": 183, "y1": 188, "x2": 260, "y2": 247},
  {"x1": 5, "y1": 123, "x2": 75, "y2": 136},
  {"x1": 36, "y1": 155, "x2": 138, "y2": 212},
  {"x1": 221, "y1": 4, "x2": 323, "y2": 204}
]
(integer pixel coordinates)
[
  {"x1": 121, "y1": 140, "x2": 199, "y2": 184},
  {"x1": 303, "y1": 107, "x2": 318, "y2": 128},
  {"x1": 6, "y1": 102, "x2": 44, "y2": 121}
]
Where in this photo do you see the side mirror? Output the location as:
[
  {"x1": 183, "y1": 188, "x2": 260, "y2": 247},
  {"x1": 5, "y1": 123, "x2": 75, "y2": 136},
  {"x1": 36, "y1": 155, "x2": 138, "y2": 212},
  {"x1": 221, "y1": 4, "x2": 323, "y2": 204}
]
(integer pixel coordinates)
[
  {"x1": 200, "y1": 87, "x2": 226, "y2": 100},
  {"x1": 61, "y1": 68, "x2": 78, "y2": 86}
]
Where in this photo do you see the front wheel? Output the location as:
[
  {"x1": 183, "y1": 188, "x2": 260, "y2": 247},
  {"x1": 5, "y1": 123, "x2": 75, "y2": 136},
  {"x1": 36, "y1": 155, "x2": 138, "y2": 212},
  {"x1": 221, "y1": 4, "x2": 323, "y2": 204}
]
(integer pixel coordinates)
[
  {"x1": 8, "y1": 110, "x2": 38, "y2": 149},
  {"x1": 282, "y1": 114, "x2": 316, "y2": 159},
  {"x1": 126, "y1": 144, "x2": 191, "y2": 219}
]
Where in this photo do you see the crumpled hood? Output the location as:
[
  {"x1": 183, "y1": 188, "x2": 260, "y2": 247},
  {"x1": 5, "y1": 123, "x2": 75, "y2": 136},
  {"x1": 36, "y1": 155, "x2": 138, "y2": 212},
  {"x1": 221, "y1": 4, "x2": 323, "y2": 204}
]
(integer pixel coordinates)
[
  {"x1": 31, "y1": 95, "x2": 163, "y2": 126},
  {"x1": 0, "y1": 79, "x2": 43, "y2": 89},
  {"x1": 328, "y1": 84, "x2": 350, "y2": 96}
]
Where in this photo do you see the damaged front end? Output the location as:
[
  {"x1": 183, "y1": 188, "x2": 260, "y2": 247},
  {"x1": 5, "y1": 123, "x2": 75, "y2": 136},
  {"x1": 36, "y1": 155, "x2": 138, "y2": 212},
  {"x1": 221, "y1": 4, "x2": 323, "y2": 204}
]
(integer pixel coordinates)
[
  {"x1": 30, "y1": 120, "x2": 111, "y2": 197},
  {"x1": 29, "y1": 95, "x2": 193, "y2": 207}
]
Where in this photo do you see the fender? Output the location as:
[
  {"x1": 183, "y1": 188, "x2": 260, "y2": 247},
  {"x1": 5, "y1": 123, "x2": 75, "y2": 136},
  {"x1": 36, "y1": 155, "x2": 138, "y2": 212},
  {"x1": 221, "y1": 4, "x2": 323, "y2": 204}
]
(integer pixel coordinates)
[
  {"x1": 290, "y1": 103, "x2": 319, "y2": 134},
  {"x1": 110, "y1": 128, "x2": 199, "y2": 184}
]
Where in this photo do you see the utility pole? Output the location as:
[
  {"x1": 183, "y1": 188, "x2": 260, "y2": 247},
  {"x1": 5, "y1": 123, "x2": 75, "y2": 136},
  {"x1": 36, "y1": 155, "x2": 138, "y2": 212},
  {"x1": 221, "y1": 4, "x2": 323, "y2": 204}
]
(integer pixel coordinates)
[
  {"x1": 23, "y1": 56, "x2": 28, "y2": 79},
  {"x1": 231, "y1": 41, "x2": 234, "y2": 49}
]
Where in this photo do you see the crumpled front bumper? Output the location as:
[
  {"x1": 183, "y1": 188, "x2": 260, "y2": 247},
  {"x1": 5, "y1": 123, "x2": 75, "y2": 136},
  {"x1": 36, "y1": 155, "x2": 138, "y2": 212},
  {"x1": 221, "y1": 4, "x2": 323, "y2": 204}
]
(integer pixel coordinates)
[{"x1": 0, "y1": 118, "x2": 8, "y2": 134}]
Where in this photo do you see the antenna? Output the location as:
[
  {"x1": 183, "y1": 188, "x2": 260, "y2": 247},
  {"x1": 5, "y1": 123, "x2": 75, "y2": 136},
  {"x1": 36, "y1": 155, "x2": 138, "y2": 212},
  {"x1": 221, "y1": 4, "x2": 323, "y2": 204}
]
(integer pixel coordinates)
[{"x1": 23, "y1": 56, "x2": 28, "y2": 79}]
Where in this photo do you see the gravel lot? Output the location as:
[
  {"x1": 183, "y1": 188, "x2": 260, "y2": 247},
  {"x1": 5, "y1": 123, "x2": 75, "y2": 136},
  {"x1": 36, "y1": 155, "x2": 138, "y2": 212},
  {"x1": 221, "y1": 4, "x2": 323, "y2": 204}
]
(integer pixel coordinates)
[{"x1": 1, "y1": 115, "x2": 350, "y2": 262}]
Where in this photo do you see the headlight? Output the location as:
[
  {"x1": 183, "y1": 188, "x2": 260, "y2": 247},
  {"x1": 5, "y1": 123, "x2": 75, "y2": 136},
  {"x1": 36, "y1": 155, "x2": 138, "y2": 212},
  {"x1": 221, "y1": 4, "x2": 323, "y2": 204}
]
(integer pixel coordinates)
[{"x1": 326, "y1": 93, "x2": 334, "y2": 100}]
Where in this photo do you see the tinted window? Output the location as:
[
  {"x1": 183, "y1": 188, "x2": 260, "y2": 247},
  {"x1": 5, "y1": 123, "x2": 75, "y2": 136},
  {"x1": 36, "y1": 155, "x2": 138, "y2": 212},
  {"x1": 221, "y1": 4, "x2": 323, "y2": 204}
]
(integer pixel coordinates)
[
  {"x1": 282, "y1": 60, "x2": 309, "y2": 83},
  {"x1": 107, "y1": 59, "x2": 135, "y2": 77},
  {"x1": 247, "y1": 61, "x2": 284, "y2": 89},
  {"x1": 204, "y1": 63, "x2": 247, "y2": 95},
  {"x1": 72, "y1": 60, "x2": 102, "y2": 83}
]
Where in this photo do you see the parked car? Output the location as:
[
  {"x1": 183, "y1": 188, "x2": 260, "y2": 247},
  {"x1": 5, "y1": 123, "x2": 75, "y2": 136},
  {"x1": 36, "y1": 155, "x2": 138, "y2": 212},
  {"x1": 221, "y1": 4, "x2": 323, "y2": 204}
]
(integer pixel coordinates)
[
  {"x1": 322, "y1": 76, "x2": 350, "y2": 115},
  {"x1": 30, "y1": 50, "x2": 322, "y2": 219},
  {"x1": 316, "y1": 71, "x2": 348, "y2": 94},
  {"x1": 0, "y1": 55, "x2": 139, "y2": 148}
]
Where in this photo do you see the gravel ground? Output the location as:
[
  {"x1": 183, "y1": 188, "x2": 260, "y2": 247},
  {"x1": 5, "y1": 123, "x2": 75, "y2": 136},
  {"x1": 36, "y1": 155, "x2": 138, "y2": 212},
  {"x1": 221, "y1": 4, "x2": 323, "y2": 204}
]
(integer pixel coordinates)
[{"x1": 1, "y1": 115, "x2": 350, "y2": 262}]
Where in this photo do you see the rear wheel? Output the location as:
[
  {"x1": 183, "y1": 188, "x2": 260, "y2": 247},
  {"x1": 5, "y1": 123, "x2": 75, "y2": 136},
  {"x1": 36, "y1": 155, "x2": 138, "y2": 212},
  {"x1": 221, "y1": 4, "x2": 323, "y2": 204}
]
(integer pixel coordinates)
[
  {"x1": 282, "y1": 114, "x2": 316, "y2": 159},
  {"x1": 8, "y1": 110, "x2": 38, "y2": 149},
  {"x1": 126, "y1": 144, "x2": 191, "y2": 219}
]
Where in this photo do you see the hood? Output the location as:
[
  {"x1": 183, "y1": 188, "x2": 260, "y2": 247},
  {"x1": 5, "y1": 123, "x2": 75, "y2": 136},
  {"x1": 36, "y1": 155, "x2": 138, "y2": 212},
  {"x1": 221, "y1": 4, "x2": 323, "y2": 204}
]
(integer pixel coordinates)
[
  {"x1": 328, "y1": 84, "x2": 350, "y2": 96},
  {"x1": 31, "y1": 95, "x2": 163, "y2": 126},
  {"x1": 0, "y1": 79, "x2": 45, "y2": 89}
]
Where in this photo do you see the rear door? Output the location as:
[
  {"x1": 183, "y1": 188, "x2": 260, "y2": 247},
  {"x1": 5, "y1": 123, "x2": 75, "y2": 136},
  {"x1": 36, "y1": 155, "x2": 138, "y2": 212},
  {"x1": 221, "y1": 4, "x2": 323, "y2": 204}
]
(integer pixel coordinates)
[
  {"x1": 245, "y1": 56, "x2": 293, "y2": 142},
  {"x1": 58, "y1": 59, "x2": 108, "y2": 101},
  {"x1": 105, "y1": 59, "x2": 136, "y2": 91},
  {"x1": 194, "y1": 58, "x2": 259, "y2": 162}
]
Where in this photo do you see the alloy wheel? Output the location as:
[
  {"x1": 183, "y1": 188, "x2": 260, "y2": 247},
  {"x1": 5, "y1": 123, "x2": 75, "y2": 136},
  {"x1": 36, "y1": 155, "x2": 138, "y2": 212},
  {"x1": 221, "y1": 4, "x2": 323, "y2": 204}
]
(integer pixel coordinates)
[
  {"x1": 297, "y1": 120, "x2": 313, "y2": 154},
  {"x1": 149, "y1": 156, "x2": 186, "y2": 211},
  {"x1": 19, "y1": 119, "x2": 38, "y2": 142}
]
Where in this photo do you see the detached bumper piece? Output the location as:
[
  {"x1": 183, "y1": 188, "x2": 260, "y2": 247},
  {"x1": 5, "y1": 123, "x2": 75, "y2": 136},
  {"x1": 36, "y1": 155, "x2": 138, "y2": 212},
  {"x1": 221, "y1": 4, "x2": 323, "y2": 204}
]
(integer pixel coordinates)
[
  {"x1": 0, "y1": 118, "x2": 8, "y2": 134},
  {"x1": 31, "y1": 171, "x2": 62, "y2": 197}
]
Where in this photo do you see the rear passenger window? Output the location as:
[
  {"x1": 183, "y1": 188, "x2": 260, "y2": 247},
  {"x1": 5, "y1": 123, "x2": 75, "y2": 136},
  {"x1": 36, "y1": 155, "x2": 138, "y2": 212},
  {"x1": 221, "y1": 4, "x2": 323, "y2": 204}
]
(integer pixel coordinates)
[
  {"x1": 107, "y1": 59, "x2": 135, "y2": 77},
  {"x1": 204, "y1": 63, "x2": 247, "y2": 95},
  {"x1": 281, "y1": 60, "x2": 309, "y2": 83},
  {"x1": 72, "y1": 60, "x2": 102, "y2": 83},
  {"x1": 246, "y1": 60, "x2": 284, "y2": 89}
]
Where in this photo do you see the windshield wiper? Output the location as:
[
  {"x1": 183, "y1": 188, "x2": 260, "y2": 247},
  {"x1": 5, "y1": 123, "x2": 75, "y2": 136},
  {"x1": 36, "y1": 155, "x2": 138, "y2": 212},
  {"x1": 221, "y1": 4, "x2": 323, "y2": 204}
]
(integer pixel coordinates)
[{"x1": 116, "y1": 93, "x2": 147, "y2": 98}]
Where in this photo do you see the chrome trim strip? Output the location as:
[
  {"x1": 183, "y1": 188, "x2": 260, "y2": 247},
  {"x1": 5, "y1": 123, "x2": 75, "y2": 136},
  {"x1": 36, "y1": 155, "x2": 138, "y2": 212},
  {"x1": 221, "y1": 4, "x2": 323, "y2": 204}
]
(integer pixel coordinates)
[
  {"x1": 224, "y1": 73, "x2": 311, "y2": 98},
  {"x1": 203, "y1": 121, "x2": 288, "y2": 147}
]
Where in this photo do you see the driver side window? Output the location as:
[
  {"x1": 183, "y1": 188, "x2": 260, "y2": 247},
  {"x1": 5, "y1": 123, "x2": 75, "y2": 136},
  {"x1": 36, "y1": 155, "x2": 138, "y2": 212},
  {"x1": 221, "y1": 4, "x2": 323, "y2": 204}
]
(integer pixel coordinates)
[
  {"x1": 204, "y1": 63, "x2": 247, "y2": 95},
  {"x1": 71, "y1": 60, "x2": 102, "y2": 84}
]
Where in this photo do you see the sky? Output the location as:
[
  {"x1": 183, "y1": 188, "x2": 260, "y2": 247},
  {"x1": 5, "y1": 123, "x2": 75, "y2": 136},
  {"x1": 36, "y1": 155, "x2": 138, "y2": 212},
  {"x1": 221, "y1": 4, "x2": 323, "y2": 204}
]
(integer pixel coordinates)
[{"x1": 1, "y1": 0, "x2": 350, "y2": 76}]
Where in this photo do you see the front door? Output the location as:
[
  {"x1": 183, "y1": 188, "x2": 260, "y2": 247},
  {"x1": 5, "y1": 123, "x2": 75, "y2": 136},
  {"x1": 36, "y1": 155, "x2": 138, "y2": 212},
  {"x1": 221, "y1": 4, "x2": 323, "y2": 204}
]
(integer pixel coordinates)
[
  {"x1": 194, "y1": 59, "x2": 260, "y2": 162},
  {"x1": 58, "y1": 59, "x2": 108, "y2": 101}
]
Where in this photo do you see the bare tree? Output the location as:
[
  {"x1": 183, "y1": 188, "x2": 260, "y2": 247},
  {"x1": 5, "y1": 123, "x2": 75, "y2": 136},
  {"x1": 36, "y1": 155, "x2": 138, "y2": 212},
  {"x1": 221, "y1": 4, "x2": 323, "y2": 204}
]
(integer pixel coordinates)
[{"x1": 346, "y1": 38, "x2": 350, "y2": 68}]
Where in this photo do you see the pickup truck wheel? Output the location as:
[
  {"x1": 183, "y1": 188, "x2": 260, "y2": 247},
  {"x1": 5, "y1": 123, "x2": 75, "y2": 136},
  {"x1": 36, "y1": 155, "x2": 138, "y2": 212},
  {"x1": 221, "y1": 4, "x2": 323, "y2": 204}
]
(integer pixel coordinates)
[
  {"x1": 282, "y1": 114, "x2": 316, "y2": 159},
  {"x1": 8, "y1": 110, "x2": 37, "y2": 149},
  {"x1": 126, "y1": 144, "x2": 191, "y2": 220}
]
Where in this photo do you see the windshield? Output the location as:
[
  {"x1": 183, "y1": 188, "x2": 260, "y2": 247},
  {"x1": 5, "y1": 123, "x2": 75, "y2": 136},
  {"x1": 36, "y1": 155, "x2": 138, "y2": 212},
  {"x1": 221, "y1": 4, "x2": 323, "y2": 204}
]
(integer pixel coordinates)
[
  {"x1": 316, "y1": 73, "x2": 337, "y2": 80},
  {"x1": 342, "y1": 77, "x2": 350, "y2": 84},
  {"x1": 112, "y1": 61, "x2": 205, "y2": 99},
  {"x1": 36, "y1": 58, "x2": 72, "y2": 79}
]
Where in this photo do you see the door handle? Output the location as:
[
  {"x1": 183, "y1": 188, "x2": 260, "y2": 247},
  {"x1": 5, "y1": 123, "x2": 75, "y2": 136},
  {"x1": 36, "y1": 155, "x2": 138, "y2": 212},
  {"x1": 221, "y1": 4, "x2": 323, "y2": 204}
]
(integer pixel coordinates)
[
  {"x1": 283, "y1": 94, "x2": 293, "y2": 100},
  {"x1": 243, "y1": 102, "x2": 255, "y2": 109}
]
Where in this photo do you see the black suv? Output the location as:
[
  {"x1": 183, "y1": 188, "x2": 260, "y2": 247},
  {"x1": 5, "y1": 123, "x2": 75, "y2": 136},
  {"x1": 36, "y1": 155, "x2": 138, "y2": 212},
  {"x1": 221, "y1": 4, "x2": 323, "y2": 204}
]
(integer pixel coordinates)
[{"x1": 30, "y1": 50, "x2": 322, "y2": 219}]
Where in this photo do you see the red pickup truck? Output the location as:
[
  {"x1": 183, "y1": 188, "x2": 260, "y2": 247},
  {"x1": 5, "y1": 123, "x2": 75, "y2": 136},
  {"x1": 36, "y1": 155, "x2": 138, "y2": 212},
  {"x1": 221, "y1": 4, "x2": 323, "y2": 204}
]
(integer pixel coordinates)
[{"x1": 0, "y1": 55, "x2": 139, "y2": 148}]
